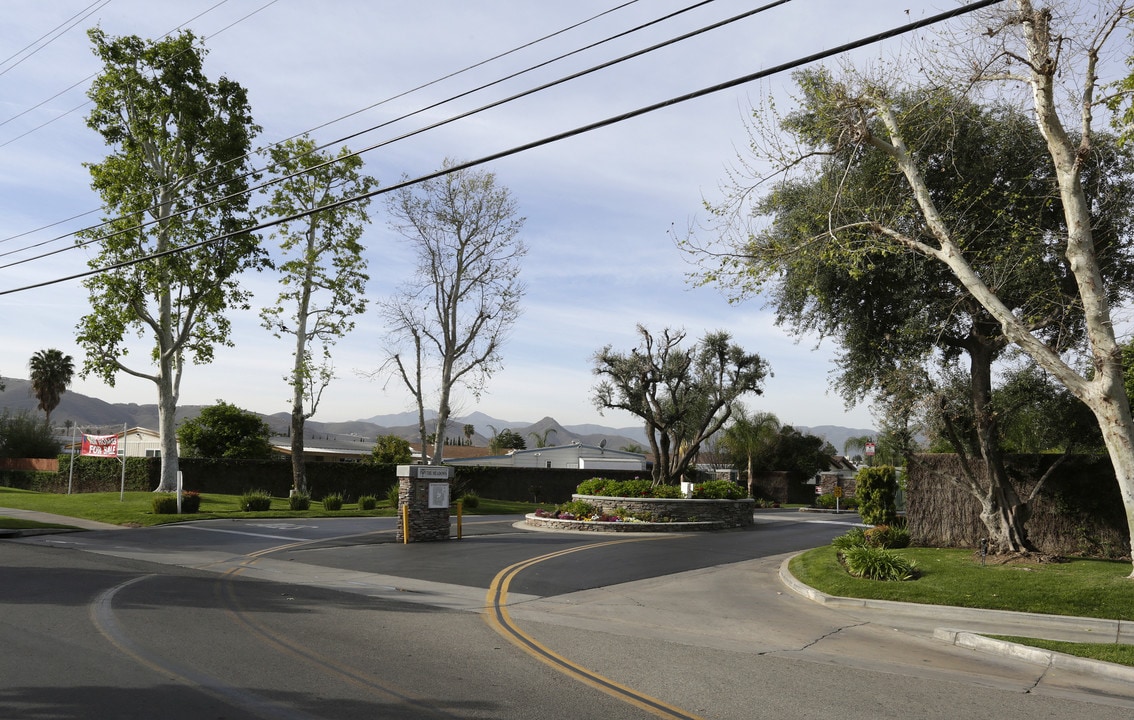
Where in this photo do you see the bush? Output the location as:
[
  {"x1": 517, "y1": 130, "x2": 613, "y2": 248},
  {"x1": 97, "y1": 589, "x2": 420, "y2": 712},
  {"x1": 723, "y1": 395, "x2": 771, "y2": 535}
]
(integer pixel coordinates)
[
  {"x1": 357, "y1": 495, "x2": 377, "y2": 510},
  {"x1": 830, "y1": 527, "x2": 868, "y2": 550},
  {"x1": 815, "y1": 493, "x2": 858, "y2": 510},
  {"x1": 288, "y1": 493, "x2": 311, "y2": 511},
  {"x1": 386, "y1": 483, "x2": 400, "y2": 507},
  {"x1": 0, "y1": 411, "x2": 61, "y2": 459},
  {"x1": 180, "y1": 491, "x2": 201, "y2": 514},
  {"x1": 152, "y1": 494, "x2": 178, "y2": 514},
  {"x1": 554, "y1": 499, "x2": 596, "y2": 519},
  {"x1": 864, "y1": 524, "x2": 910, "y2": 549},
  {"x1": 459, "y1": 490, "x2": 479, "y2": 509},
  {"x1": 856, "y1": 465, "x2": 899, "y2": 526},
  {"x1": 840, "y1": 546, "x2": 917, "y2": 581},
  {"x1": 322, "y1": 493, "x2": 344, "y2": 511},
  {"x1": 691, "y1": 479, "x2": 746, "y2": 500},
  {"x1": 575, "y1": 477, "x2": 684, "y2": 498},
  {"x1": 240, "y1": 490, "x2": 272, "y2": 511}
]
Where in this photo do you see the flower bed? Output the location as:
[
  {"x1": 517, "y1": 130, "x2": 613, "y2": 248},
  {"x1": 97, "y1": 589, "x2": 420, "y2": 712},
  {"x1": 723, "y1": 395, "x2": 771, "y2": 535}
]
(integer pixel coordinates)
[{"x1": 525, "y1": 494, "x2": 755, "y2": 532}]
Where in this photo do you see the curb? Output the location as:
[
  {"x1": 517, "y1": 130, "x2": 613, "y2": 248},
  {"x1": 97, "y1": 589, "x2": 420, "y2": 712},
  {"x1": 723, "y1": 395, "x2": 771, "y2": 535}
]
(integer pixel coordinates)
[
  {"x1": 778, "y1": 554, "x2": 1134, "y2": 680},
  {"x1": 933, "y1": 628, "x2": 1134, "y2": 682}
]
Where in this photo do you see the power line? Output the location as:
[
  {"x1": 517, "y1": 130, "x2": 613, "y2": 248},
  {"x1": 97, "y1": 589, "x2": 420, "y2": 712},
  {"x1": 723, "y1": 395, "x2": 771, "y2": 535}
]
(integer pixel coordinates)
[
  {"x1": 0, "y1": 0, "x2": 1007, "y2": 297},
  {"x1": 0, "y1": 0, "x2": 649, "y2": 256},
  {"x1": 0, "y1": 0, "x2": 111, "y2": 78},
  {"x1": 0, "y1": 0, "x2": 716, "y2": 265}
]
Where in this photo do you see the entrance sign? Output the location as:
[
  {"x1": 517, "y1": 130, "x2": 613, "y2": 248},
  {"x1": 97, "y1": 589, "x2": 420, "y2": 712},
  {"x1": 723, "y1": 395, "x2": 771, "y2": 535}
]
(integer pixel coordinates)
[
  {"x1": 81, "y1": 434, "x2": 119, "y2": 457},
  {"x1": 418, "y1": 467, "x2": 451, "y2": 480}
]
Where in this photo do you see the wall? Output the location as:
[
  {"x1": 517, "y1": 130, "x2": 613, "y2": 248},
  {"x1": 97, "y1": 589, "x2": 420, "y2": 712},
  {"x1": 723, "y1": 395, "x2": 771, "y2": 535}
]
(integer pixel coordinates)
[
  {"x1": 907, "y1": 453, "x2": 1129, "y2": 558},
  {"x1": 575, "y1": 494, "x2": 755, "y2": 527}
]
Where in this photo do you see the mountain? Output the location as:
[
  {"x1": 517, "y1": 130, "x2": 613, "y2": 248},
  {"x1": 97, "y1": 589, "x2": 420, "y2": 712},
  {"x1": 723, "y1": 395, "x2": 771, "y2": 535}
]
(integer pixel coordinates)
[{"x1": 0, "y1": 378, "x2": 872, "y2": 453}]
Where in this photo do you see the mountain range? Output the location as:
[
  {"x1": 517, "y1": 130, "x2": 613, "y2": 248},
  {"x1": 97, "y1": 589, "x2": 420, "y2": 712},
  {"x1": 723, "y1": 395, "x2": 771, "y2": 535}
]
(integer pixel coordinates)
[{"x1": 0, "y1": 377, "x2": 873, "y2": 452}]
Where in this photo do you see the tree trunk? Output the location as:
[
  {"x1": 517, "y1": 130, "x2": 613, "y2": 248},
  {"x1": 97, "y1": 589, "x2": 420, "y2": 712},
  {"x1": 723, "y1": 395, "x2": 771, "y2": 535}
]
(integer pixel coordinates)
[
  {"x1": 155, "y1": 369, "x2": 180, "y2": 493},
  {"x1": 967, "y1": 336, "x2": 1034, "y2": 554}
]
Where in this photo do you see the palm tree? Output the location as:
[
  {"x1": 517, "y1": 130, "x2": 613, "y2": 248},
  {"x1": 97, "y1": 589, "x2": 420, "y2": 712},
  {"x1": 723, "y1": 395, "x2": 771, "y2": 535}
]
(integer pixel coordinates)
[
  {"x1": 28, "y1": 348, "x2": 74, "y2": 425},
  {"x1": 463, "y1": 423, "x2": 475, "y2": 446},
  {"x1": 528, "y1": 428, "x2": 557, "y2": 448},
  {"x1": 720, "y1": 408, "x2": 781, "y2": 497}
]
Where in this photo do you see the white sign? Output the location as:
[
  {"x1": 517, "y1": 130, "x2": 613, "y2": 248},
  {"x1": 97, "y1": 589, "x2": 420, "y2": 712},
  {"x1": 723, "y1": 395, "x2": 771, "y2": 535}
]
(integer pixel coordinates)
[
  {"x1": 428, "y1": 483, "x2": 450, "y2": 509},
  {"x1": 81, "y1": 434, "x2": 119, "y2": 457},
  {"x1": 864, "y1": 442, "x2": 876, "y2": 456}
]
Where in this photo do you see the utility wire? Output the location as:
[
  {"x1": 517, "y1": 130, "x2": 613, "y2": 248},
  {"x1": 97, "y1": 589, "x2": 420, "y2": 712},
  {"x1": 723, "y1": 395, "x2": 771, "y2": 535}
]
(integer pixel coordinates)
[
  {"x1": 0, "y1": 0, "x2": 112, "y2": 78},
  {"x1": 0, "y1": 0, "x2": 1007, "y2": 297},
  {"x1": 0, "y1": 0, "x2": 780, "y2": 268},
  {"x1": 0, "y1": 0, "x2": 648, "y2": 256}
]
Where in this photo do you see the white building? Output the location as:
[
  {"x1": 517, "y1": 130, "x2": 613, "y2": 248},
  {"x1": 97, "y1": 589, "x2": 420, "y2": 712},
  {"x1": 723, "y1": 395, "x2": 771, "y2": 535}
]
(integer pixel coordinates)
[{"x1": 444, "y1": 441, "x2": 648, "y2": 471}]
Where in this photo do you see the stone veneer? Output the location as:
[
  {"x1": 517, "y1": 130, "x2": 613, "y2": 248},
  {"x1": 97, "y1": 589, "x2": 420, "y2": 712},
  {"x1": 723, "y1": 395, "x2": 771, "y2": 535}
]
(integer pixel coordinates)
[{"x1": 525, "y1": 494, "x2": 755, "y2": 532}]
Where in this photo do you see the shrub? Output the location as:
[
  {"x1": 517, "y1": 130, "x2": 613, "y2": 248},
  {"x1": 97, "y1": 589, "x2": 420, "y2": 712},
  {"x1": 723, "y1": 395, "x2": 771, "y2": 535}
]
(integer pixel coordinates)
[
  {"x1": 856, "y1": 465, "x2": 899, "y2": 526},
  {"x1": 357, "y1": 495, "x2": 377, "y2": 510},
  {"x1": 815, "y1": 493, "x2": 858, "y2": 510},
  {"x1": 864, "y1": 524, "x2": 910, "y2": 549},
  {"x1": 830, "y1": 527, "x2": 868, "y2": 550},
  {"x1": 240, "y1": 490, "x2": 272, "y2": 511},
  {"x1": 152, "y1": 494, "x2": 178, "y2": 514},
  {"x1": 322, "y1": 493, "x2": 343, "y2": 511},
  {"x1": 691, "y1": 479, "x2": 746, "y2": 500},
  {"x1": 575, "y1": 477, "x2": 684, "y2": 498},
  {"x1": 288, "y1": 493, "x2": 311, "y2": 511},
  {"x1": 0, "y1": 411, "x2": 61, "y2": 459},
  {"x1": 180, "y1": 491, "x2": 201, "y2": 514},
  {"x1": 554, "y1": 499, "x2": 596, "y2": 519},
  {"x1": 840, "y1": 546, "x2": 917, "y2": 581},
  {"x1": 459, "y1": 490, "x2": 479, "y2": 509},
  {"x1": 386, "y1": 483, "x2": 400, "y2": 507}
]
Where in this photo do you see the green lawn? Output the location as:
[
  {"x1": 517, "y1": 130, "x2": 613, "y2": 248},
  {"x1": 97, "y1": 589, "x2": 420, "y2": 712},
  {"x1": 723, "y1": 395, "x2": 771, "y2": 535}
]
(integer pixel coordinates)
[
  {"x1": 791, "y1": 543, "x2": 1134, "y2": 667},
  {"x1": 0, "y1": 487, "x2": 551, "y2": 528}
]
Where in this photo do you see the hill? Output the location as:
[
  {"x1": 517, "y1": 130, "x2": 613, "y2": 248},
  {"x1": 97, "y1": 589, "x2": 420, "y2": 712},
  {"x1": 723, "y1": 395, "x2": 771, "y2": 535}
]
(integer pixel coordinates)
[{"x1": 0, "y1": 378, "x2": 873, "y2": 453}]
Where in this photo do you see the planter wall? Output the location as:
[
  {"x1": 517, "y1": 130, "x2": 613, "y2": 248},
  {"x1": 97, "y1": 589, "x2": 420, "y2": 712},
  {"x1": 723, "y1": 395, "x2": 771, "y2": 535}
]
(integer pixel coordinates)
[{"x1": 574, "y1": 494, "x2": 755, "y2": 528}]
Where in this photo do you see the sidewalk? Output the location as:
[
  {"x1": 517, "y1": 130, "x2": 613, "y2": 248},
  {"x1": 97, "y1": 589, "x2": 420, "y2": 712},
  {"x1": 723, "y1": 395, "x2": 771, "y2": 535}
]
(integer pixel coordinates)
[{"x1": 0, "y1": 507, "x2": 126, "y2": 535}]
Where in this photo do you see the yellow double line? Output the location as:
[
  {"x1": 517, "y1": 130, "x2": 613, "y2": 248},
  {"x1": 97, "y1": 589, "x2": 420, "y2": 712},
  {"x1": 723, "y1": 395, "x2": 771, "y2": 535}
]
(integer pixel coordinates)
[{"x1": 484, "y1": 537, "x2": 706, "y2": 720}]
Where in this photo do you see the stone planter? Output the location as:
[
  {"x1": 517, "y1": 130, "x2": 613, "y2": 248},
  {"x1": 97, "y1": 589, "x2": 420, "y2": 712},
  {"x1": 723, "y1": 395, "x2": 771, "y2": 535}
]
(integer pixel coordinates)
[{"x1": 525, "y1": 494, "x2": 755, "y2": 532}]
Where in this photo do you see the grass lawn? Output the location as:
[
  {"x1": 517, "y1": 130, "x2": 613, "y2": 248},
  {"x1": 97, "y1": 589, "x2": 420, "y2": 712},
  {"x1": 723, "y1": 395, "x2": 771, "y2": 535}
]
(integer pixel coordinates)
[
  {"x1": 0, "y1": 487, "x2": 551, "y2": 528},
  {"x1": 791, "y1": 543, "x2": 1134, "y2": 668}
]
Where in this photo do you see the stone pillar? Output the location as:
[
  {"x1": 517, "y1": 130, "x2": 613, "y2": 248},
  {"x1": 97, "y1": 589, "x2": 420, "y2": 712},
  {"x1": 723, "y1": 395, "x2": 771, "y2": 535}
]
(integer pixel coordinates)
[{"x1": 395, "y1": 465, "x2": 454, "y2": 542}]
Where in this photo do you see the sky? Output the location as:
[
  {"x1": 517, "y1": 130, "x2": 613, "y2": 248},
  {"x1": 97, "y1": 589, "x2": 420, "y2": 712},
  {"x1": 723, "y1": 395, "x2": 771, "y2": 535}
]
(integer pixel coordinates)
[{"x1": 0, "y1": 0, "x2": 986, "y2": 432}]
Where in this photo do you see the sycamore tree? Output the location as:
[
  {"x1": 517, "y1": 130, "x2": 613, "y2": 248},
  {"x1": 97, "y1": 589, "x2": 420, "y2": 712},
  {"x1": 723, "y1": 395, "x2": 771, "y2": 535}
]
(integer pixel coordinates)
[
  {"x1": 259, "y1": 136, "x2": 376, "y2": 496},
  {"x1": 592, "y1": 326, "x2": 768, "y2": 486},
  {"x1": 687, "y1": 2, "x2": 1134, "y2": 565},
  {"x1": 75, "y1": 30, "x2": 263, "y2": 492},
  {"x1": 380, "y1": 159, "x2": 526, "y2": 465}
]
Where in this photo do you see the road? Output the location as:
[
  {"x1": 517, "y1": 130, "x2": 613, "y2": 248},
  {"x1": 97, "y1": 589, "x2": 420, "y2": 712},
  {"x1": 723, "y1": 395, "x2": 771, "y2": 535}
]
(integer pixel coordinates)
[{"x1": 2, "y1": 512, "x2": 1132, "y2": 719}]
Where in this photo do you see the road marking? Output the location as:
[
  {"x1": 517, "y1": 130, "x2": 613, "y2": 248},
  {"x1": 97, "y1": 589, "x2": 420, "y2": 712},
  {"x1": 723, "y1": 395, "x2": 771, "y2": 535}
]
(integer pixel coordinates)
[
  {"x1": 170, "y1": 525, "x2": 310, "y2": 542},
  {"x1": 485, "y1": 536, "x2": 708, "y2": 720},
  {"x1": 90, "y1": 575, "x2": 321, "y2": 720}
]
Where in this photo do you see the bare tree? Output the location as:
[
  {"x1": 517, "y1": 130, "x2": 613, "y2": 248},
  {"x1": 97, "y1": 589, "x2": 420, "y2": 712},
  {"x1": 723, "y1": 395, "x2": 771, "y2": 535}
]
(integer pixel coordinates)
[{"x1": 380, "y1": 160, "x2": 526, "y2": 465}]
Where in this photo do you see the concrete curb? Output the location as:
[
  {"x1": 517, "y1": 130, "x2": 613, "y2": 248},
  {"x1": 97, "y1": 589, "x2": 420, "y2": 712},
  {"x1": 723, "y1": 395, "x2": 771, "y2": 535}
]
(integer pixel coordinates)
[
  {"x1": 933, "y1": 628, "x2": 1134, "y2": 682},
  {"x1": 778, "y1": 554, "x2": 1134, "y2": 679}
]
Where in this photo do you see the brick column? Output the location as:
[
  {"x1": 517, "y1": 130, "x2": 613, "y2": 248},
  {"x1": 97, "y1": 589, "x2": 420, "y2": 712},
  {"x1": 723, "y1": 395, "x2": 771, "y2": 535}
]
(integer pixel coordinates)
[{"x1": 395, "y1": 465, "x2": 453, "y2": 542}]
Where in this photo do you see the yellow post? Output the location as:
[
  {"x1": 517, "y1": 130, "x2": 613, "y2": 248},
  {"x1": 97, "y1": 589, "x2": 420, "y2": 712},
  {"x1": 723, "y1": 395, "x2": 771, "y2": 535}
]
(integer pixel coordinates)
[
  {"x1": 456, "y1": 499, "x2": 463, "y2": 540},
  {"x1": 402, "y1": 501, "x2": 409, "y2": 544}
]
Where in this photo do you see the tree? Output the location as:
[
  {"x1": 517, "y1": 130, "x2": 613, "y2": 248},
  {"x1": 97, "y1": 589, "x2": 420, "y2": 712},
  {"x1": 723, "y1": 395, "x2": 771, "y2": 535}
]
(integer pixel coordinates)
[
  {"x1": 75, "y1": 29, "x2": 263, "y2": 492},
  {"x1": 27, "y1": 349, "x2": 74, "y2": 425},
  {"x1": 463, "y1": 423, "x2": 475, "y2": 446},
  {"x1": 592, "y1": 325, "x2": 768, "y2": 486},
  {"x1": 176, "y1": 402, "x2": 273, "y2": 459},
  {"x1": 380, "y1": 159, "x2": 526, "y2": 465},
  {"x1": 259, "y1": 136, "x2": 376, "y2": 496},
  {"x1": 528, "y1": 428, "x2": 557, "y2": 448},
  {"x1": 488, "y1": 427, "x2": 526, "y2": 454},
  {"x1": 720, "y1": 407, "x2": 780, "y2": 496},
  {"x1": 368, "y1": 434, "x2": 413, "y2": 464},
  {"x1": 686, "y1": 3, "x2": 1134, "y2": 560}
]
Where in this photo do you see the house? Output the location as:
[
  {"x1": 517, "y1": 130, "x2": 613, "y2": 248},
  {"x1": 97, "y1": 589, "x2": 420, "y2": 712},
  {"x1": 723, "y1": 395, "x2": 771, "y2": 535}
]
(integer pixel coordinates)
[
  {"x1": 444, "y1": 441, "x2": 648, "y2": 471},
  {"x1": 64, "y1": 427, "x2": 173, "y2": 458}
]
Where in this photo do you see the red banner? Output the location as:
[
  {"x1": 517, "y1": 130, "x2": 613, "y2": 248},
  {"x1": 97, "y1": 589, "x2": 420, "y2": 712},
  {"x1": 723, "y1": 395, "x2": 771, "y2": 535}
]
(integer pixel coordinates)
[{"x1": 81, "y1": 434, "x2": 119, "y2": 458}]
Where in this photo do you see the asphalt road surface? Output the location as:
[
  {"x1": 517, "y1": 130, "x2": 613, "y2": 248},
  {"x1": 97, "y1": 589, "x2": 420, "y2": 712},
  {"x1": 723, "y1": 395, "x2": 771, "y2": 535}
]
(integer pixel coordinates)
[{"x1": 2, "y1": 512, "x2": 1132, "y2": 719}]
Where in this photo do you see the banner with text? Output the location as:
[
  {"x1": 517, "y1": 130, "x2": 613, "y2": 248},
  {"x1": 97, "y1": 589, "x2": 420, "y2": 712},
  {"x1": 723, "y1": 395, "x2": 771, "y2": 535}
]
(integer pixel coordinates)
[{"x1": 81, "y1": 434, "x2": 119, "y2": 458}]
